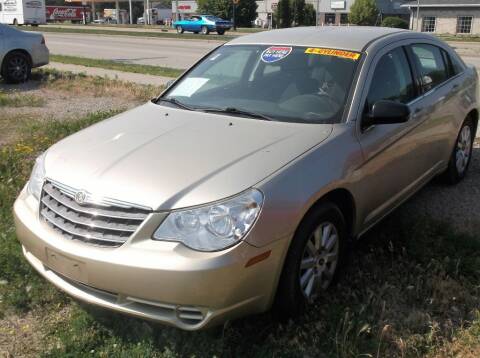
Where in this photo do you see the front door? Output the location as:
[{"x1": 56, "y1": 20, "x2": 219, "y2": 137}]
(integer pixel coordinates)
[{"x1": 354, "y1": 44, "x2": 442, "y2": 230}]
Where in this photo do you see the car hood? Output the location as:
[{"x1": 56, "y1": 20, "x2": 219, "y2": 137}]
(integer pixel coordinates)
[{"x1": 45, "y1": 102, "x2": 332, "y2": 210}]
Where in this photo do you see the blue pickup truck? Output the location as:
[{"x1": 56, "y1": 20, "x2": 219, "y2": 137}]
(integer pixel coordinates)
[{"x1": 173, "y1": 15, "x2": 232, "y2": 35}]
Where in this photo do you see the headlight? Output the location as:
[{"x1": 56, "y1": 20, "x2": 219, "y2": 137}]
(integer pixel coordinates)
[
  {"x1": 27, "y1": 153, "x2": 46, "y2": 200},
  {"x1": 153, "y1": 189, "x2": 264, "y2": 252}
]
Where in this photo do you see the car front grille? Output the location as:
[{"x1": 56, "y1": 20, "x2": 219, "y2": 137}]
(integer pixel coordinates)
[{"x1": 40, "y1": 180, "x2": 151, "y2": 247}]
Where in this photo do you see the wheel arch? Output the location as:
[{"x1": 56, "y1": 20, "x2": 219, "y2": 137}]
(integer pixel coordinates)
[{"x1": 466, "y1": 108, "x2": 478, "y2": 134}]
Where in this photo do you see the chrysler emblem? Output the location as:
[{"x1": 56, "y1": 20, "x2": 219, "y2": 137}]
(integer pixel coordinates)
[{"x1": 74, "y1": 190, "x2": 87, "y2": 204}]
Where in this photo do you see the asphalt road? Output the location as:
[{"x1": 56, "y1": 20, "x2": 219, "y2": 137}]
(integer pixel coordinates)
[
  {"x1": 44, "y1": 32, "x2": 224, "y2": 69},
  {"x1": 45, "y1": 33, "x2": 480, "y2": 71}
]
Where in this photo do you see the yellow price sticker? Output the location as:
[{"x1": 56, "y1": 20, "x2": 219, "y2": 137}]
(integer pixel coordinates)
[{"x1": 305, "y1": 47, "x2": 361, "y2": 61}]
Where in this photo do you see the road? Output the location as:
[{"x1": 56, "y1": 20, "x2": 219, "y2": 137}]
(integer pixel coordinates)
[
  {"x1": 44, "y1": 33, "x2": 480, "y2": 71},
  {"x1": 44, "y1": 33, "x2": 224, "y2": 69}
]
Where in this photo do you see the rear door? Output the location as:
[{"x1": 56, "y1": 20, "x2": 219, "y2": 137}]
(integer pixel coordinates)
[{"x1": 406, "y1": 43, "x2": 461, "y2": 165}]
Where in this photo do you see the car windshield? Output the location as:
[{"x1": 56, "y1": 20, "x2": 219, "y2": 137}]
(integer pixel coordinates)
[{"x1": 160, "y1": 45, "x2": 361, "y2": 124}]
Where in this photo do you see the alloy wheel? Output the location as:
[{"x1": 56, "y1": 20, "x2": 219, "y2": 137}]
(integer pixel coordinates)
[
  {"x1": 6, "y1": 55, "x2": 28, "y2": 82},
  {"x1": 455, "y1": 125, "x2": 472, "y2": 174},
  {"x1": 299, "y1": 221, "x2": 339, "y2": 302}
]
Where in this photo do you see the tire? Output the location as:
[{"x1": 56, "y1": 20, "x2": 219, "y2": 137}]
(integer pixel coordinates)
[
  {"x1": 275, "y1": 202, "x2": 347, "y2": 318},
  {"x1": 1, "y1": 51, "x2": 31, "y2": 84},
  {"x1": 194, "y1": 31, "x2": 199, "y2": 34},
  {"x1": 176, "y1": 25, "x2": 184, "y2": 34},
  {"x1": 217, "y1": 29, "x2": 225, "y2": 35},
  {"x1": 201, "y1": 25, "x2": 209, "y2": 35},
  {"x1": 443, "y1": 117, "x2": 475, "y2": 184},
  {"x1": 13, "y1": 19, "x2": 18, "y2": 26}
]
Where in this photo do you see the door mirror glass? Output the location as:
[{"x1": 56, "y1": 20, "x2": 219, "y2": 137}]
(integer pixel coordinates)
[{"x1": 364, "y1": 100, "x2": 410, "y2": 127}]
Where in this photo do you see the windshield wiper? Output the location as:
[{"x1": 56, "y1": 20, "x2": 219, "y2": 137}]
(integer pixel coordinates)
[
  {"x1": 202, "y1": 107, "x2": 274, "y2": 121},
  {"x1": 157, "y1": 97, "x2": 196, "y2": 111}
]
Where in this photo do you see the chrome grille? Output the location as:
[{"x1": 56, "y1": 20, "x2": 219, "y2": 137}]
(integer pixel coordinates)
[{"x1": 40, "y1": 180, "x2": 151, "y2": 247}]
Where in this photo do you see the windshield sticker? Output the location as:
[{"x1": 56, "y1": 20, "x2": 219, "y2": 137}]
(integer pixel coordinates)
[
  {"x1": 305, "y1": 48, "x2": 361, "y2": 61},
  {"x1": 169, "y1": 77, "x2": 209, "y2": 97},
  {"x1": 261, "y1": 46, "x2": 293, "y2": 63}
]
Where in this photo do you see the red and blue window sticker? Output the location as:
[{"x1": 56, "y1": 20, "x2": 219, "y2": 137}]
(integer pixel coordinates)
[{"x1": 261, "y1": 46, "x2": 293, "y2": 63}]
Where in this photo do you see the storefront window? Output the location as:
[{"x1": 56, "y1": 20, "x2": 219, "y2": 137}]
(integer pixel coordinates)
[{"x1": 325, "y1": 13, "x2": 336, "y2": 25}]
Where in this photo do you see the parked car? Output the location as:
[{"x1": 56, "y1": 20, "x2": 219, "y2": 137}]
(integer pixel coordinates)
[
  {"x1": 0, "y1": 24, "x2": 49, "y2": 83},
  {"x1": 14, "y1": 27, "x2": 477, "y2": 330},
  {"x1": 136, "y1": 16, "x2": 145, "y2": 25},
  {"x1": 173, "y1": 15, "x2": 232, "y2": 35},
  {"x1": 93, "y1": 17, "x2": 116, "y2": 24}
]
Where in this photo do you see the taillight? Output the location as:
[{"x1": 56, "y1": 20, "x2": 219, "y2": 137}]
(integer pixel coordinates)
[{"x1": 41, "y1": 36, "x2": 45, "y2": 45}]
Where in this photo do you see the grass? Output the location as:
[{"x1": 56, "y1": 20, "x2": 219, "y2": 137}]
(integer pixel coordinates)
[
  {"x1": 49, "y1": 54, "x2": 183, "y2": 78},
  {"x1": 21, "y1": 25, "x2": 234, "y2": 41},
  {"x1": 0, "y1": 72, "x2": 479, "y2": 355},
  {"x1": 30, "y1": 68, "x2": 163, "y2": 102},
  {"x1": 0, "y1": 93, "x2": 45, "y2": 107},
  {"x1": 438, "y1": 34, "x2": 480, "y2": 42}
]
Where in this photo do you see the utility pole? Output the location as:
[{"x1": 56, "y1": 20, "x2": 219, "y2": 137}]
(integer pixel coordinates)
[
  {"x1": 129, "y1": 0, "x2": 132, "y2": 24},
  {"x1": 316, "y1": 0, "x2": 320, "y2": 26},
  {"x1": 176, "y1": 0, "x2": 179, "y2": 21},
  {"x1": 233, "y1": 0, "x2": 238, "y2": 31},
  {"x1": 416, "y1": 0, "x2": 420, "y2": 31}
]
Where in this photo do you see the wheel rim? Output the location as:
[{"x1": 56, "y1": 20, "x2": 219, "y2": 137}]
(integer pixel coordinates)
[
  {"x1": 202, "y1": 27, "x2": 207, "y2": 34},
  {"x1": 455, "y1": 125, "x2": 472, "y2": 174},
  {"x1": 7, "y1": 56, "x2": 28, "y2": 82},
  {"x1": 299, "y1": 222, "x2": 339, "y2": 302},
  {"x1": 177, "y1": 26, "x2": 182, "y2": 33}
]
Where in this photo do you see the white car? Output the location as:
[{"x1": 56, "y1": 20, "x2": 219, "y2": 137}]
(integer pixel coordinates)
[{"x1": 0, "y1": 24, "x2": 49, "y2": 83}]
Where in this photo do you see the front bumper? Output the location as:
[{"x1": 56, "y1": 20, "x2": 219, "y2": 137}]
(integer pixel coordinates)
[{"x1": 14, "y1": 187, "x2": 288, "y2": 330}]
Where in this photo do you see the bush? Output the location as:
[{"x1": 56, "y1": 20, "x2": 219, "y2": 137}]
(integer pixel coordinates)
[{"x1": 381, "y1": 16, "x2": 409, "y2": 29}]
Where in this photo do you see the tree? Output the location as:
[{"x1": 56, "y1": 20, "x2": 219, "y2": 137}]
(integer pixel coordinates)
[
  {"x1": 293, "y1": 0, "x2": 305, "y2": 26},
  {"x1": 197, "y1": 0, "x2": 257, "y2": 27},
  {"x1": 348, "y1": 0, "x2": 379, "y2": 26},
  {"x1": 276, "y1": 0, "x2": 291, "y2": 28},
  {"x1": 381, "y1": 16, "x2": 409, "y2": 29},
  {"x1": 236, "y1": 0, "x2": 258, "y2": 27},
  {"x1": 303, "y1": 3, "x2": 316, "y2": 26}
]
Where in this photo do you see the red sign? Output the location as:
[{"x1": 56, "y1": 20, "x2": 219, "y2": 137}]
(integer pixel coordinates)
[
  {"x1": 46, "y1": 6, "x2": 89, "y2": 21},
  {"x1": 178, "y1": 5, "x2": 191, "y2": 10}
]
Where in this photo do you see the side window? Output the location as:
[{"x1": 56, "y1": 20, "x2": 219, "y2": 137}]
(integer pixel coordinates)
[
  {"x1": 410, "y1": 44, "x2": 448, "y2": 91},
  {"x1": 366, "y1": 47, "x2": 415, "y2": 111}
]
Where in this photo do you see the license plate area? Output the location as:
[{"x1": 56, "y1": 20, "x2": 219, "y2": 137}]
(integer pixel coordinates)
[{"x1": 45, "y1": 248, "x2": 88, "y2": 283}]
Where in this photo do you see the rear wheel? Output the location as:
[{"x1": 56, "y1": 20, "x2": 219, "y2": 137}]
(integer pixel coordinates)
[
  {"x1": 176, "y1": 25, "x2": 184, "y2": 34},
  {"x1": 13, "y1": 19, "x2": 18, "y2": 26},
  {"x1": 217, "y1": 29, "x2": 225, "y2": 35},
  {"x1": 1, "y1": 51, "x2": 31, "y2": 84},
  {"x1": 275, "y1": 202, "x2": 347, "y2": 318},
  {"x1": 201, "y1": 25, "x2": 209, "y2": 35},
  {"x1": 443, "y1": 117, "x2": 475, "y2": 184}
]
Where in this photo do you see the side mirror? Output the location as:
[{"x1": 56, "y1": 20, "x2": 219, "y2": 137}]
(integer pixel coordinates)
[{"x1": 363, "y1": 100, "x2": 410, "y2": 128}]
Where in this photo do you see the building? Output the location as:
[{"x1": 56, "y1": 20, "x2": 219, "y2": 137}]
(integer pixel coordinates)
[
  {"x1": 171, "y1": 0, "x2": 198, "y2": 20},
  {"x1": 180, "y1": 0, "x2": 410, "y2": 28},
  {"x1": 402, "y1": 0, "x2": 480, "y2": 35}
]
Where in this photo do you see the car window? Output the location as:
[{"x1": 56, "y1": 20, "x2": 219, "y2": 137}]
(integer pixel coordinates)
[
  {"x1": 410, "y1": 44, "x2": 448, "y2": 92},
  {"x1": 366, "y1": 47, "x2": 415, "y2": 111},
  {"x1": 163, "y1": 45, "x2": 360, "y2": 124}
]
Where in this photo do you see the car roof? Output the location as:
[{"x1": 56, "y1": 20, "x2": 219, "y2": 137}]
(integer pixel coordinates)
[{"x1": 226, "y1": 26, "x2": 408, "y2": 52}]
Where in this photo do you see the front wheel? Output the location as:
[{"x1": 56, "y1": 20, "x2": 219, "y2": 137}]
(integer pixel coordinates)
[
  {"x1": 1, "y1": 51, "x2": 31, "y2": 84},
  {"x1": 201, "y1": 25, "x2": 209, "y2": 35},
  {"x1": 176, "y1": 25, "x2": 184, "y2": 34},
  {"x1": 217, "y1": 29, "x2": 225, "y2": 35},
  {"x1": 443, "y1": 117, "x2": 475, "y2": 184},
  {"x1": 275, "y1": 202, "x2": 347, "y2": 318}
]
